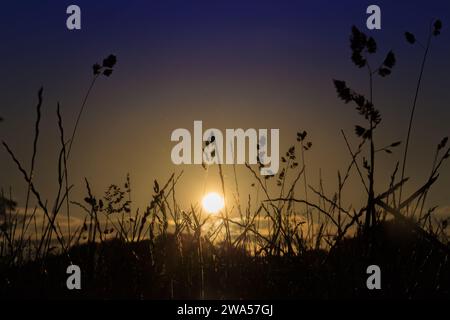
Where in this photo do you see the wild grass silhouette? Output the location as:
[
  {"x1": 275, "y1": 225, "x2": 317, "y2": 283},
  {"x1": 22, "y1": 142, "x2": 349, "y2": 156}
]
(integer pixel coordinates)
[{"x1": 1, "y1": 23, "x2": 449, "y2": 299}]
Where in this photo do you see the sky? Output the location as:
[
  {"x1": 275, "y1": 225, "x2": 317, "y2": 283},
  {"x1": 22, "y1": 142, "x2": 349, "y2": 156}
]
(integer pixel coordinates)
[{"x1": 1, "y1": 0, "x2": 450, "y2": 220}]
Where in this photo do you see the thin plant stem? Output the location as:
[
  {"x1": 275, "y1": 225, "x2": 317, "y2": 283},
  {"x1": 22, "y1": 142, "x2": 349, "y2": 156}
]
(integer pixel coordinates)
[{"x1": 399, "y1": 24, "x2": 433, "y2": 207}]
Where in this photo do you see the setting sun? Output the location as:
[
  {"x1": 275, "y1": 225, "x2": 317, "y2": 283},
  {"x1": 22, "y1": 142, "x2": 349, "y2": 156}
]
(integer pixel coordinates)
[{"x1": 202, "y1": 192, "x2": 225, "y2": 214}]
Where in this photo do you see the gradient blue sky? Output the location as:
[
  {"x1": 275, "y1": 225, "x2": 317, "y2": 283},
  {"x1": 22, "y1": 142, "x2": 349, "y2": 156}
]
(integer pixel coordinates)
[{"x1": 1, "y1": 0, "x2": 450, "y2": 214}]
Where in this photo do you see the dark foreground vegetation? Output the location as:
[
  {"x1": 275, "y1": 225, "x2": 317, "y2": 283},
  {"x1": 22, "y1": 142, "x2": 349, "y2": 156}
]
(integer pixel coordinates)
[{"x1": 2, "y1": 219, "x2": 450, "y2": 299}]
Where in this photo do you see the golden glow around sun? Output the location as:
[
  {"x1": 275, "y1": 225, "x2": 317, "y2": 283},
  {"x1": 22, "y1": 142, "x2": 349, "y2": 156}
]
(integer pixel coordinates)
[{"x1": 202, "y1": 192, "x2": 225, "y2": 214}]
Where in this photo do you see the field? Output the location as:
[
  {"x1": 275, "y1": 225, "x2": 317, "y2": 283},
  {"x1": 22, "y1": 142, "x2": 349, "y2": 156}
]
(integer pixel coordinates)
[{"x1": 1, "y1": 21, "x2": 449, "y2": 300}]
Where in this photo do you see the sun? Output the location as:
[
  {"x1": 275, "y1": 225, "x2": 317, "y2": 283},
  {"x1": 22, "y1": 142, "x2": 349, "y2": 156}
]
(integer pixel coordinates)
[{"x1": 202, "y1": 192, "x2": 225, "y2": 214}]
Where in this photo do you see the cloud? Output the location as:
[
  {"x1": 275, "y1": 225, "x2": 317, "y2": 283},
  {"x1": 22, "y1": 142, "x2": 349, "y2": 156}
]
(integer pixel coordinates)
[
  {"x1": 435, "y1": 206, "x2": 450, "y2": 219},
  {"x1": 2, "y1": 207, "x2": 85, "y2": 240}
]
